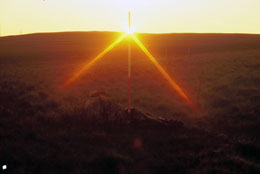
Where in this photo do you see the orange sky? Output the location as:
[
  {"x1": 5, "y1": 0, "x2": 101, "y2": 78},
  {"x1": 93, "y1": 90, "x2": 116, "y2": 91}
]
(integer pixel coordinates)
[{"x1": 0, "y1": 0, "x2": 260, "y2": 36}]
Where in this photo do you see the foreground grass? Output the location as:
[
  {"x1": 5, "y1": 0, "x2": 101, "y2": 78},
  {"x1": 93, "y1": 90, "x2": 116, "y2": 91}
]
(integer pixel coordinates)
[{"x1": 0, "y1": 75, "x2": 259, "y2": 174}]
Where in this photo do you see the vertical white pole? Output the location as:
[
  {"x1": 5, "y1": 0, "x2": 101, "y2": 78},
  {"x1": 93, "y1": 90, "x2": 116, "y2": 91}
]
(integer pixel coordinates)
[{"x1": 128, "y1": 11, "x2": 131, "y2": 113}]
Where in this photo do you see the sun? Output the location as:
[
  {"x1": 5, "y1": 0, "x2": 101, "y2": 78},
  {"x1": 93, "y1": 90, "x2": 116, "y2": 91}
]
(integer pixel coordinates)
[{"x1": 125, "y1": 27, "x2": 134, "y2": 35}]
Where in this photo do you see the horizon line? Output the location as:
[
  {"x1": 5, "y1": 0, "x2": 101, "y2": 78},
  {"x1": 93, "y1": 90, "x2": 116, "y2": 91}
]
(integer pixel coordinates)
[{"x1": 1, "y1": 30, "x2": 260, "y2": 38}]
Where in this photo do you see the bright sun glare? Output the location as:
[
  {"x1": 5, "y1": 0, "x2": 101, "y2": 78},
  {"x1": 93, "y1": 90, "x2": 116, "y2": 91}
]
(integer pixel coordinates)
[
  {"x1": 125, "y1": 27, "x2": 134, "y2": 34},
  {"x1": 65, "y1": 7, "x2": 195, "y2": 110}
]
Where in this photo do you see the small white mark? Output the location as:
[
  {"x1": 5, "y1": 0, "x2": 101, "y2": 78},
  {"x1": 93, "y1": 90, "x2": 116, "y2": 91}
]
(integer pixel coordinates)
[{"x1": 2, "y1": 165, "x2": 7, "y2": 170}]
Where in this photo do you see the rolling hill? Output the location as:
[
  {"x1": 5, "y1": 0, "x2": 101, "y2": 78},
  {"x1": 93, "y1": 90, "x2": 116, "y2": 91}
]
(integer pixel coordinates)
[{"x1": 0, "y1": 32, "x2": 260, "y2": 173}]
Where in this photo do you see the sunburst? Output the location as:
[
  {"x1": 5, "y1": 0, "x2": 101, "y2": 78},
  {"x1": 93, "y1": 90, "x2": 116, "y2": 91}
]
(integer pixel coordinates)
[{"x1": 65, "y1": 12, "x2": 195, "y2": 110}]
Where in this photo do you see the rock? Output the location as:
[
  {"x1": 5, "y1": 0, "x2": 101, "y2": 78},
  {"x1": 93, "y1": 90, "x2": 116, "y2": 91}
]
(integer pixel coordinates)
[
  {"x1": 89, "y1": 90, "x2": 108, "y2": 98},
  {"x1": 84, "y1": 97, "x2": 184, "y2": 128}
]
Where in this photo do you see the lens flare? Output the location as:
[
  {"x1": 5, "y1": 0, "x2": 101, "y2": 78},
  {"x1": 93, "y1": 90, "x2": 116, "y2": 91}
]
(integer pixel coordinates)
[
  {"x1": 125, "y1": 11, "x2": 134, "y2": 35},
  {"x1": 64, "y1": 32, "x2": 195, "y2": 109},
  {"x1": 131, "y1": 34, "x2": 195, "y2": 108},
  {"x1": 64, "y1": 33, "x2": 127, "y2": 86}
]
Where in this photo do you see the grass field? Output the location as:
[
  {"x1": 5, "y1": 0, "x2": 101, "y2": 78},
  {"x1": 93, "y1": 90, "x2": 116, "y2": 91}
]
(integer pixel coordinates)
[{"x1": 0, "y1": 32, "x2": 260, "y2": 173}]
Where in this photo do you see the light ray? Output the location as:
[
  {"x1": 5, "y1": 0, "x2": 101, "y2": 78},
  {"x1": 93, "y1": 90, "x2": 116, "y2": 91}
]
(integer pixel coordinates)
[
  {"x1": 64, "y1": 33, "x2": 127, "y2": 86},
  {"x1": 131, "y1": 34, "x2": 195, "y2": 108},
  {"x1": 128, "y1": 11, "x2": 132, "y2": 112}
]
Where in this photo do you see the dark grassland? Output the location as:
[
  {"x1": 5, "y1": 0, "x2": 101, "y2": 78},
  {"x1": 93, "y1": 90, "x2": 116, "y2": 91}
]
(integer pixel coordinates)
[{"x1": 0, "y1": 32, "x2": 260, "y2": 173}]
